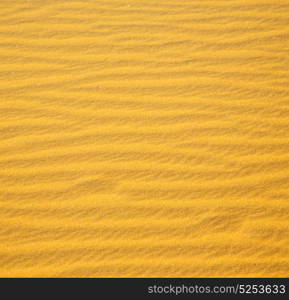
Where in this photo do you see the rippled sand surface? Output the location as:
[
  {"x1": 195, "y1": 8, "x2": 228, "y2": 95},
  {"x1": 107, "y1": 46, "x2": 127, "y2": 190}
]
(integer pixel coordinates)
[{"x1": 1, "y1": 0, "x2": 289, "y2": 277}]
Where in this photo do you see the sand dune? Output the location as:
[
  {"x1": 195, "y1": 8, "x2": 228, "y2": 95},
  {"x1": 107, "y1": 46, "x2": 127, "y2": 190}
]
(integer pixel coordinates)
[{"x1": 0, "y1": 0, "x2": 289, "y2": 277}]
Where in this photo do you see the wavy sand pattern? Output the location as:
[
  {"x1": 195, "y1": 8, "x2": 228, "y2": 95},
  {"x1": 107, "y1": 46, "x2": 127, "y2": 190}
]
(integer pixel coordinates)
[{"x1": 0, "y1": 0, "x2": 289, "y2": 277}]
